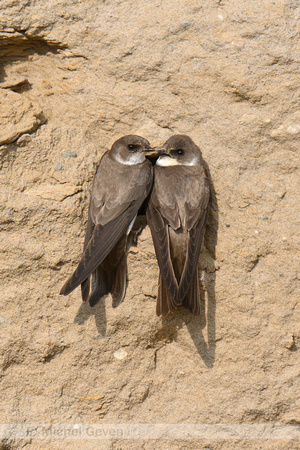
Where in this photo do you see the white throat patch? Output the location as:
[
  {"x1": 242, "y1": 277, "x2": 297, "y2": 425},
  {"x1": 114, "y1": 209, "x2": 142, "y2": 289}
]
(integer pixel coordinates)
[
  {"x1": 156, "y1": 156, "x2": 198, "y2": 167},
  {"x1": 156, "y1": 156, "x2": 179, "y2": 167},
  {"x1": 182, "y1": 156, "x2": 199, "y2": 166},
  {"x1": 115, "y1": 152, "x2": 145, "y2": 166}
]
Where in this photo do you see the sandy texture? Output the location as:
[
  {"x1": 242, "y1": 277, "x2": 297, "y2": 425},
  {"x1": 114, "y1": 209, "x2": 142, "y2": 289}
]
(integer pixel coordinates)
[{"x1": 0, "y1": 0, "x2": 299, "y2": 448}]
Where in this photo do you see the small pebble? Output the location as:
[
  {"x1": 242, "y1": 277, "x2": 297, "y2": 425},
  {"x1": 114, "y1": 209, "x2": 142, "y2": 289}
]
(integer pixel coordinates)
[
  {"x1": 114, "y1": 348, "x2": 128, "y2": 360},
  {"x1": 63, "y1": 151, "x2": 77, "y2": 158},
  {"x1": 0, "y1": 317, "x2": 10, "y2": 326},
  {"x1": 181, "y1": 21, "x2": 191, "y2": 29},
  {"x1": 262, "y1": 215, "x2": 268, "y2": 220},
  {"x1": 287, "y1": 125, "x2": 300, "y2": 135},
  {"x1": 225, "y1": 223, "x2": 230, "y2": 227},
  {"x1": 55, "y1": 162, "x2": 62, "y2": 171},
  {"x1": 282, "y1": 236, "x2": 287, "y2": 241},
  {"x1": 254, "y1": 230, "x2": 259, "y2": 234}
]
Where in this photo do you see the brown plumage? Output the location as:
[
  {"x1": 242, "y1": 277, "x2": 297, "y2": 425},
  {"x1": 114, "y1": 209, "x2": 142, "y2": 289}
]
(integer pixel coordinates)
[
  {"x1": 60, "y1": 135, "x2": 155, "y2": 307},
  {"x1": 146, "y1": 135, "x2": 210, "y2": 317}
]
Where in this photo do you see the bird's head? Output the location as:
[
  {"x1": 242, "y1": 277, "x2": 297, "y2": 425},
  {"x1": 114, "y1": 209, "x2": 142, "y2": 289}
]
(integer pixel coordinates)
[
  {"x1": 156, "y1": 135, "x2": 202, "y2": 167},
  {"x1": 110, "y1": 135, "x2": 158, "y2": 165}
]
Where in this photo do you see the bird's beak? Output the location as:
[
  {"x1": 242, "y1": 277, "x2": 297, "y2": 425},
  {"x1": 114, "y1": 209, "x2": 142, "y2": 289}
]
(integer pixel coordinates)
[
  {"x1": 144, "y1": 147, "x2": 161, "y2": 156},
  {"x1": 144, "y1": 148, "x2": 165, "y2": 162},
  {"x1": 144, "y1": 148, "x2": 169, "y2": 156}
]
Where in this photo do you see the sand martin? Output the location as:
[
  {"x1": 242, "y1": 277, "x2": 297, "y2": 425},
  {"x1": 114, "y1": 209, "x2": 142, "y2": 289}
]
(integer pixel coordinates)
[
  {"x1": 146, "y1": 135, "x2": 210, "y2": 316},
  {"x1": 60, "y1": 135, "x2": 156, "y2": 307}
]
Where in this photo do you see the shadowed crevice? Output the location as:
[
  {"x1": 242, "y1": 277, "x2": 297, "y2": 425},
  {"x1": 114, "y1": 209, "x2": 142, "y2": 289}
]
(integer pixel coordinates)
[{"x1": 0, "y1": 31, "x2": 67, "y2": 82}]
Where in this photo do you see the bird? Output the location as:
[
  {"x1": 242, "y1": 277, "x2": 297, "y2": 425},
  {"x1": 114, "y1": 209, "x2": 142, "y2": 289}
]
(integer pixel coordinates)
[
  {"x1": 60, "y1": 135, "x2": 157, "y2": 308},
  {"x1": 146, "y1": 135, "x2": 210, "y2": 317}
]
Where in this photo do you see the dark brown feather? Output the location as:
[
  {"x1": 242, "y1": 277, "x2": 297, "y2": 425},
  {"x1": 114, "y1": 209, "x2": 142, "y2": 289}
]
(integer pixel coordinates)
[
  {"x1": 181, "y1": 267, "x2": 200, "y2": 316},
  {"x1": 146, "y1": 202, "x2": 180, "y2": 305},
  {"x1": 111, "y1": 255, "x2": 127, "y2": 308},
  {"x1": 178, "y1": 208, "x2": 209, "y2": 301},
  {"x1": 156, "y1": 273, "x2": 176, "y2": 317}
]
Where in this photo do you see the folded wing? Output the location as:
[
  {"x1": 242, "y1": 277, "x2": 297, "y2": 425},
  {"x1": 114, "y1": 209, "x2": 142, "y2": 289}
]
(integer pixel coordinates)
[{"x1": 60, "y1": 156, "x2": 153, "y2": 297}]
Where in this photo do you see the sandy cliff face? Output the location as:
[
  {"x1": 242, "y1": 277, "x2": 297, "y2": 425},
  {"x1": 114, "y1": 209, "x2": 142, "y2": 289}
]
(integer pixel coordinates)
[{"x1": 0, "y1": 1, "x2": 299, "y2": 448}]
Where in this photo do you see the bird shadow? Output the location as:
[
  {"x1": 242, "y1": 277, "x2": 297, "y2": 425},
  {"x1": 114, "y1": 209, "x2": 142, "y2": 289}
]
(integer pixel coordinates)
[
  {"x1": 154, "y1": 160, "x2": 219, "y2": 368},
  {"x1": 74, "y1": 297, "x2": 107, "y2": 336}
]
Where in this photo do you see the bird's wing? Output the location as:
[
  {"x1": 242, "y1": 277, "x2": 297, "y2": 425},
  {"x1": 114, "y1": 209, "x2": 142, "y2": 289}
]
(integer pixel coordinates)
[
  {"x1": 60, "y1": 200, "x2": 142, "y2": 295},
  {"x1": 60, "y1": 158, "x2": 153, "y2": 296},
  {"x1": 146, "y1": 197, "x2": 180, "y2": 306},
  {"x1": 177, "y1": 173, "x2": 210, "y2": 300},
  {"x1": 156, "y1": 272, "x2": 176, "y2": 317},
  {"x1": 177, "y1": 206, "x2": 209, "y2": 302}
]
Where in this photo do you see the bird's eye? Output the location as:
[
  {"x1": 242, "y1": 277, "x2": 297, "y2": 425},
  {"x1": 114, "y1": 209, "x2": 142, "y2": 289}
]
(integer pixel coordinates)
[
  {"x1": 128, "y1": 144, "x2": 137, "y2": 151},
  {"x1": 176, "y1": 149, "x2": 184, "y2": 156}
]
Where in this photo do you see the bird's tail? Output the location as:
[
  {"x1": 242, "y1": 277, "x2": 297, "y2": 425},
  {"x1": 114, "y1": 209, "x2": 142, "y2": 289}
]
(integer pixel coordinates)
[
  {"x1": 156, "y1": 269, "x2": 200, "y2": 316},
  {"x1": 88, "y1": 266, "x2": 110, "y2": 307},
  {"x1": 87, "y1": 234, "x2": 128, "y2": 308},
  {"x1": 81, "y1": 278, "x2": 90, "y2": 302}
]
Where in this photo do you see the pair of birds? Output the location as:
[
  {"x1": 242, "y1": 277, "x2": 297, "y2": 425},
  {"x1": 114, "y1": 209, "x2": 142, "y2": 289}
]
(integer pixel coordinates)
[{"x1": 60, "y1": 135, "x2": 210, "y2": 317}]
